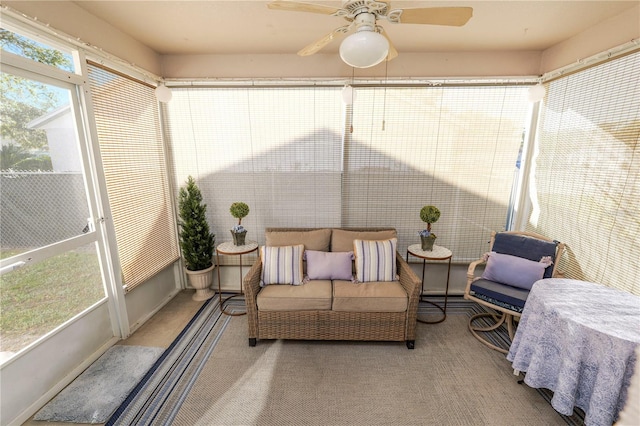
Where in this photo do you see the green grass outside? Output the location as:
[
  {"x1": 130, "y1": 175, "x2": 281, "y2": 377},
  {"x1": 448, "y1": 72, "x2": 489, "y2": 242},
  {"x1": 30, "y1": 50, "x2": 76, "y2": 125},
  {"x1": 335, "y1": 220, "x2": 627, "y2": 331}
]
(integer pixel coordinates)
[{"x1": 0, "y1": 249, "x2": 105, "y2": 353}]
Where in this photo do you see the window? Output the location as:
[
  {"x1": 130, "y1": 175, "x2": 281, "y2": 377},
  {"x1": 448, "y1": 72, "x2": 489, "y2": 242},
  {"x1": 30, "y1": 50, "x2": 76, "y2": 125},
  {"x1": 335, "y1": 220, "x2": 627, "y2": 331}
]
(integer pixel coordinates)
[
  {"x1": 163, "y1": 84, "x2": 530, "y2": 260},
  {"x1": 163, "y1": 86, "x2": 344, "y2": 263},
  {"x1": 347, "y1": 86, "x2": 530, "y2": 259},
  {"x1": 87, "y1": 62, "x2": 180, "y2": 291},
  {"x1": 0, "y1": 28, "x2": 75, "y2": 73},
  {"x1": 1, "y1": 53, "x2": 103, "y2": 359},
  {"x1": 526, "y1": 50, "x2": 640, "y2": 295}
]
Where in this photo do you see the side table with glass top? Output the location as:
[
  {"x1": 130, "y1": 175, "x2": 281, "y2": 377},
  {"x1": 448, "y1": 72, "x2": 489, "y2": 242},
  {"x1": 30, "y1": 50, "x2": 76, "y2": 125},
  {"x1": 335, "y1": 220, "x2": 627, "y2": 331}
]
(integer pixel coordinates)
[
  {"x1": 216, "y1": 240, "x2": 258, "y2": 316},
  {"x1": 406, "y1": 244, "x2": 453, "y2": 324}
]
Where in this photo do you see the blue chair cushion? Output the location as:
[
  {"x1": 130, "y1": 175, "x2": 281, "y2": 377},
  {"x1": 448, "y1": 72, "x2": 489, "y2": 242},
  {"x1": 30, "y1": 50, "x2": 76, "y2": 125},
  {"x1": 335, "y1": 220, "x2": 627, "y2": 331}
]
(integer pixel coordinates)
[
  {"x1": 470, "y1": 278, "x2": 530, "y2": 313},
  {"x1": 492, "y1": 233, "x2": 558, "y2": 278}
]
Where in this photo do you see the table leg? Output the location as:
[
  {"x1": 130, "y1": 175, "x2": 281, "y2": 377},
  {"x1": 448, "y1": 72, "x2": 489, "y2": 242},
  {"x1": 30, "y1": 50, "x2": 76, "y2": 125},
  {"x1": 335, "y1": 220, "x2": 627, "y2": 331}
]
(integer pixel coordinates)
[
  {"x1": 218, "y1": 252, "x2": 247, "y2": 316},
  {"x1": 416, "y1": 257, "x2": 449, "y2": 324}
]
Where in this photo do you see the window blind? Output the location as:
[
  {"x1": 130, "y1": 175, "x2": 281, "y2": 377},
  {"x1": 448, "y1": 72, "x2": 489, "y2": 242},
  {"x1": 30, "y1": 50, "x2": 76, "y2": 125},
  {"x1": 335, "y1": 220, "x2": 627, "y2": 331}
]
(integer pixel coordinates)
[
  {"x1": 526, "y1": 50, "x2": 640, "y2": 295},
  {"x1": 88, "y1": 63, "x2": 179, "y2": 291},
  {"x1": 346, "y1": 86, "x2": 530, "y2": 259},
  {"x1": 163, "y1": 84, "x2": 530, "y2": 261},
  {"x1": 162, "y1": 87, "x2": 344, "y2": 262}
]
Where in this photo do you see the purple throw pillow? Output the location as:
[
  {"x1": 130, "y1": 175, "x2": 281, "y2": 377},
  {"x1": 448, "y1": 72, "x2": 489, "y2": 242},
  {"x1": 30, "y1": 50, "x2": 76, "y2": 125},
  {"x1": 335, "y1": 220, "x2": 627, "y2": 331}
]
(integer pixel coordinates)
[
  {"x1": 481, "y1": 252, "x2": 547, "y2": 290},
  {"x1": 305, "y1": 250, "x2": 354, "y2": 281}
]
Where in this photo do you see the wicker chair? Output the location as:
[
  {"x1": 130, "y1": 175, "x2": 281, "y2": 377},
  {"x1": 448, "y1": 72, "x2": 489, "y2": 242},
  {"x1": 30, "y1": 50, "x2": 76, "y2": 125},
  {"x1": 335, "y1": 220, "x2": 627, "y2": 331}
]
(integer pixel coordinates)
[{"x1": 464, "y1": 231, "x2": 564, "y2": 353}]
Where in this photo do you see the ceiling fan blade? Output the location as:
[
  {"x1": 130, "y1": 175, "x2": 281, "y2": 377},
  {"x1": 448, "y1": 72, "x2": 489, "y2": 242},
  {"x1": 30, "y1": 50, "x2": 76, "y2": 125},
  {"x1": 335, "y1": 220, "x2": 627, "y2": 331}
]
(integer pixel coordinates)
[
  {"x1": 267, "y1": 1, "x2": 341, "y2": 15},
  {"x1": 395, "y1": 7, "x2": 473, "y2": 26},
  {"x1": 381, "y1": 30, "x2": 398, "y2": 61},
  {"x1": 297, "y1": 26, "x2": 349, "y2": 56}
]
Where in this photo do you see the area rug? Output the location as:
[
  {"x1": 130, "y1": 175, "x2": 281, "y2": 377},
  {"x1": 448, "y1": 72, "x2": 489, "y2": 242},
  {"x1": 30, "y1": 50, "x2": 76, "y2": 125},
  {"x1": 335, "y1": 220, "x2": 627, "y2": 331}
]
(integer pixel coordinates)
[
  {"x1": 34, "y1": 344, "x2": 164, "y2": 423},
  {"x1": 107, "y1": 296, "x2": 584, "y2": 426}
]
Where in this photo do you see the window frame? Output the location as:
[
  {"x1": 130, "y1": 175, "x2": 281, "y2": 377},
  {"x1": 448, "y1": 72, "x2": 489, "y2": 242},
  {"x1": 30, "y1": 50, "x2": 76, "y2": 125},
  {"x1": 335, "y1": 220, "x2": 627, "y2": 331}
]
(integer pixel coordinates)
[{"x1": 0, "y1": 46, "x2": 129, "y2": 354}]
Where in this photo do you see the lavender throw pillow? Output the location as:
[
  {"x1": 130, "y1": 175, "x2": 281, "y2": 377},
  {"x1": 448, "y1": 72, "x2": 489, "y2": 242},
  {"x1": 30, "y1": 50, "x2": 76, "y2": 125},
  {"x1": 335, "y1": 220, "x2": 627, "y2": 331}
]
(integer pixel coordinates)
[
  {"x1": 305, "y1": 250, "x2": 354, "y2": 281},
  {"x1": 481, "y1": 252, "x2": 547, "y2": 290}
]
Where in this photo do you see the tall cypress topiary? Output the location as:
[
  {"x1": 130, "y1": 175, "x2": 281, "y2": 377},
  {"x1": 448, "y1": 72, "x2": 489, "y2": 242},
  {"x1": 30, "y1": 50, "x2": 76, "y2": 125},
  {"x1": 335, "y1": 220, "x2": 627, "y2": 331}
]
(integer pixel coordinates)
[{"x1": 178, "y1": 176, "x2": 215, "y2": 271}]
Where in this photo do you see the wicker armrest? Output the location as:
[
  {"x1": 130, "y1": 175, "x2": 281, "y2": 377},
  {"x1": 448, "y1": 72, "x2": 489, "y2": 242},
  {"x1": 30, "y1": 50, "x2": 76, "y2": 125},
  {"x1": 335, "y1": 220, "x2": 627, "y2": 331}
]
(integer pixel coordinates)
[
  {"x1": 243, "y1": 258, "x2": 262, "y2": 305},
  {"x1": 397, "y1": 253, "x2": 421, "y2": 299},
  {"x1": 243, "y1": 258, "x2": 262, "y2": 340},
  {"x1": 396, "y1": 252, "x2": 421, "y2": 341}
]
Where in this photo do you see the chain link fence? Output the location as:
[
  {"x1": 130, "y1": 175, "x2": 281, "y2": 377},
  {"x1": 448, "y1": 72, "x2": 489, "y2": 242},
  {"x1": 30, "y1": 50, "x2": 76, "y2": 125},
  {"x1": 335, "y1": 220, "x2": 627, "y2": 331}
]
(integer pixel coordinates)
[{"x1": 0, "y1": 171, "x2": 89, "y2": 250}]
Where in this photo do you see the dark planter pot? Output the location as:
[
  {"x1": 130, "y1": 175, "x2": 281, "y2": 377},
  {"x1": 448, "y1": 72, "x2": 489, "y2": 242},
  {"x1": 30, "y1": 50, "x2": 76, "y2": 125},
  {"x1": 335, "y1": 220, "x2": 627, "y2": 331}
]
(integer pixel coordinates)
[
  {"x1": 231, "y1": 230, "x2": 247, "y2": 246},
  {"x1": 420, "y1": 236, "x2": 436, "y2": 251}
]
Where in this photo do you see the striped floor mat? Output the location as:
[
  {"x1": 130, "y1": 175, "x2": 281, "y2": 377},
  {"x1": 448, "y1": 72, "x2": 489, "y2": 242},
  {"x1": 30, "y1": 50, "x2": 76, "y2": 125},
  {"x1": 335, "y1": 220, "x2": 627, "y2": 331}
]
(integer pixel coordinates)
[{"x1": 107, "y1": 295, "x2": 584, "y2": 426}]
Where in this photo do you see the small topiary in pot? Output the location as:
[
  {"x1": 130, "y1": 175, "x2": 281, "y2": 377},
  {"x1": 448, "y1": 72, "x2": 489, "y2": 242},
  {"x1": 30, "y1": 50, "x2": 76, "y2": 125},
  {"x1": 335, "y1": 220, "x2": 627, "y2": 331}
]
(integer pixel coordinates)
[
  {"x1": 418, "y1": 205, "x2": 441, "y2": 251},
  {"x1": 229, "y1": 202, "x2": 250, "y2": 246}
]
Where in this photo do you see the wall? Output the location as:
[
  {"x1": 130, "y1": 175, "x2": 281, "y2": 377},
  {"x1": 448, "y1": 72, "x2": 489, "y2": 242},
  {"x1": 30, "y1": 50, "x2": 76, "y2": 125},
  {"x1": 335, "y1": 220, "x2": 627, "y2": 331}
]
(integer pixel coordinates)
[
  {"x1": 540, "y1": 4, "x2": 640, "y2": 74},
  {"x1": 125, "y1": 264, "x2": 182, "y2": 333},
  {"x1": 1, "y1": 302, "x2": 115, "y2": 426},
  {"x1": 160, "y1": 50, "x2": 542, "y2": 79}
]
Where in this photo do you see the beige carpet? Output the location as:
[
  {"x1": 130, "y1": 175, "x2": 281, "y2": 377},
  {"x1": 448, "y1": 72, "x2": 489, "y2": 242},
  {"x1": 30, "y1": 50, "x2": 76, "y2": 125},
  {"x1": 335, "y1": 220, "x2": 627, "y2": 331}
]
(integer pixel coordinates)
[{"x1": 171, "y1": 314, "x2": 566, "y2": 426}]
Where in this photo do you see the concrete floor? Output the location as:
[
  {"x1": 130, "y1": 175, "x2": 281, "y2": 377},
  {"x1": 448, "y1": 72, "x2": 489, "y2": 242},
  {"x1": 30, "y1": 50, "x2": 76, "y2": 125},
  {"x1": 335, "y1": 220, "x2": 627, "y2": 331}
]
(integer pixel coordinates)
[{"x1": 22, "y1": 290, "x2": 205, "y2": 426}]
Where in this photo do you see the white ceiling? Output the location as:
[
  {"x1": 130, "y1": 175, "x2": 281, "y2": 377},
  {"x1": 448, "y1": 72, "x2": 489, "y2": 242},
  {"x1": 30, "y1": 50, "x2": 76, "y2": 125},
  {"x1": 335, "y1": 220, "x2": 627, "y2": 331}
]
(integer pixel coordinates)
[{"x1": 70, "y1": 1, "x2": 639, "y2": 57}]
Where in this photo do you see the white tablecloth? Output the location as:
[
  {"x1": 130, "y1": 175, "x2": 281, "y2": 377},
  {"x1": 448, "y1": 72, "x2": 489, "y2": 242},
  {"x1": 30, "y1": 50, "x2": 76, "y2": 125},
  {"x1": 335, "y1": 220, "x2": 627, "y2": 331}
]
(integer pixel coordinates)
[{"x1": 507, "y1": 278, "x2": 640, "y2": 426}]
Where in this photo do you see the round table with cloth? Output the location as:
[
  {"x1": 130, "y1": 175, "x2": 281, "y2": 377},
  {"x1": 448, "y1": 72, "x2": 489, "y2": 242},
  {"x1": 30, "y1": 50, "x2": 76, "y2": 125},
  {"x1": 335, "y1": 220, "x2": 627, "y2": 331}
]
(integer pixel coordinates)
[{"x1": 507, "y1": 278, "x2": 640, "y2": 426}]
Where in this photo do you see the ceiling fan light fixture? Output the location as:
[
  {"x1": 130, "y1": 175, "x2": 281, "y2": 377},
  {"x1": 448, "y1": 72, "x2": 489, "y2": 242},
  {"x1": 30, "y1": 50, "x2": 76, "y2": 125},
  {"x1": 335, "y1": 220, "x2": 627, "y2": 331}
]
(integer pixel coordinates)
[{"x1": 339, "y1": 30, "x2": 389, "y2": 68}]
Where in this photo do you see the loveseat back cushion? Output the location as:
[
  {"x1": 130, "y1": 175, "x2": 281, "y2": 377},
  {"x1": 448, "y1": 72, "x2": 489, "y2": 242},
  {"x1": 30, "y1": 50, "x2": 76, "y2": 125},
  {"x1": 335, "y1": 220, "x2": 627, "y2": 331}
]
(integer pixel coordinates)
[
  {"x1": 260, "y1": 244, "x2": 304, "y2": 287},
  {"x1": 265, "y1": 228, "x2": 332, "y2": 252},
  {"x1": 330, "y1": 228, "x2": 397, "y2": 253},
  {"x1": 257, "y1": 280, "x2": 332, "y2": 311},
  {"x1": 332, "y1": 280, "x2": 407, "y2": 312}
]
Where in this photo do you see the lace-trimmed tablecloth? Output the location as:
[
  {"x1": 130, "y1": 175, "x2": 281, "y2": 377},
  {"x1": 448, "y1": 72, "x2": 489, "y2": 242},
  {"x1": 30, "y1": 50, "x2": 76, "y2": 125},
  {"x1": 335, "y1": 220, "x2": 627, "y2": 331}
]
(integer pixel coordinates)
[{"x1": 507, "y1": 278, "x2": 640, "y2": 426}]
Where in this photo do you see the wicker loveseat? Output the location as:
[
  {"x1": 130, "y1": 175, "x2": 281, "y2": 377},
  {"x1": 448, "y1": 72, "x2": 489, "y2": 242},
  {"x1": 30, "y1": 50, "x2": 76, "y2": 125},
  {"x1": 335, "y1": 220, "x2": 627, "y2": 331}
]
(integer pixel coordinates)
[{"x1": 243, "y1": 228, "x2": 421, "y2": 349}]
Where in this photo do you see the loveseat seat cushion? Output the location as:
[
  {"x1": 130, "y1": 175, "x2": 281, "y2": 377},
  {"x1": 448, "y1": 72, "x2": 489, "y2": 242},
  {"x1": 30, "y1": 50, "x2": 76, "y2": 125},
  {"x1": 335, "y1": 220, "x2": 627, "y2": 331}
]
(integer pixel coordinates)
[
  {"x1": 265, "y1": 228, "x2": 332, "y2": 251},
  {"x1": 257, "y1": 280, "x2": 332, "y2": 311},
  {"x1": 332, "y1": 280, "x2": 408, "y2": 312},
  {"x1": 330, "y1": 229, "x2": 397, "y2": 253}
]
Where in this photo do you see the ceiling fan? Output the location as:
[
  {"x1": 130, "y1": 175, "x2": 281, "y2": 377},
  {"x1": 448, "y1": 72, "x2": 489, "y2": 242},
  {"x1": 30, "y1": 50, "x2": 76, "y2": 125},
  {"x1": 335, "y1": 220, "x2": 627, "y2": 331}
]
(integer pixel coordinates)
[{"x1": 267, "y1": 1, "x2": 473, "y2": 68}]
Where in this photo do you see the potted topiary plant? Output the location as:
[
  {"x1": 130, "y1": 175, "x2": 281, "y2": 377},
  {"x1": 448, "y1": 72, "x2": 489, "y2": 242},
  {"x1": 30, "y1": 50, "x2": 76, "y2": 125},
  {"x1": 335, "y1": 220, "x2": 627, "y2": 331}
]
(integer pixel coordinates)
[
  {"x1": 229, "y1": 202, "x2": 249, "y2": 246},
  {"x1": 178, "y1": 176, "x2": 216, "y2": 301},
  {"x1": 418, "y1": 205, "x2": 441, "y2": 251}
]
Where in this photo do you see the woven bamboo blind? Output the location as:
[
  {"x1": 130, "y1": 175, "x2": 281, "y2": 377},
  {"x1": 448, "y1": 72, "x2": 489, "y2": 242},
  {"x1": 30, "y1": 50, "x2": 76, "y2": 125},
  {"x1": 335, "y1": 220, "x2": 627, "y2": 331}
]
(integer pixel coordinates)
[
  {"x1": 87, "y1": 63, "x2": 179, "y2": 291},
  {"x1": 346, "y1": 85, "x2": 530, "y2": 260},
  {"x1": 526, "y1": 50, "x2": 640, "y2": 295},
  {"x1": 162, "y1": 84, "x2": 530, "y2": 260}
]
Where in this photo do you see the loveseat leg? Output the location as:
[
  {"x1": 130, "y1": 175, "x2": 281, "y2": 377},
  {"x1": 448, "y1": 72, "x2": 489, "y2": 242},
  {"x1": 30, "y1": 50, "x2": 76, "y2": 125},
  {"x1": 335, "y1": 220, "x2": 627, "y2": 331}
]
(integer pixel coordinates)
[
  {"x1": 249, "y1": 338, "x2": 257, "y2": 347},
  {"x1": 406, "y1": 340, "x2": 415, "y2": 349}
]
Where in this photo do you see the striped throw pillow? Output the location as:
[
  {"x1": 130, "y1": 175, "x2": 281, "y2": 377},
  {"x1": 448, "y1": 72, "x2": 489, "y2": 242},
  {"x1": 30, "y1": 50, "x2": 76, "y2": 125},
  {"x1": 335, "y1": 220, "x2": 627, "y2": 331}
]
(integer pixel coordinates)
[
  {"x1": 353, "y1": 238, "x2": 397, "y2": 282},
  {"x1": 260, "y1": 244, "x2": 304, "y2": 287}
]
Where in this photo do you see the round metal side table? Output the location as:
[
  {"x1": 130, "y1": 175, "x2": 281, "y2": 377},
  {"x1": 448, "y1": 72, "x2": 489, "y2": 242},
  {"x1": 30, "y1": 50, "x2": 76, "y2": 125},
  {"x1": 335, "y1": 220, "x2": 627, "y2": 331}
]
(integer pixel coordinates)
[
  {"x1": 407, "y1": 244, "x2": 452, "y2": 324},
  {"x1": 216, "y1": 240, "x2": 258, "y2": 316}
]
